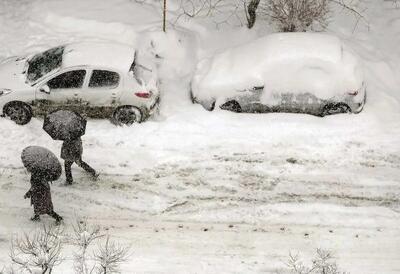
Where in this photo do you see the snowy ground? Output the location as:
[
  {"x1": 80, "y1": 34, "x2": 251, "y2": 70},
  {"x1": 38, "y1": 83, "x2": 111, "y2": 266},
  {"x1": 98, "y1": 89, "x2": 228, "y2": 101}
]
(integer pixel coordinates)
[{"x1": 0, "y1": 0, "x2": 399, "y2": 273}]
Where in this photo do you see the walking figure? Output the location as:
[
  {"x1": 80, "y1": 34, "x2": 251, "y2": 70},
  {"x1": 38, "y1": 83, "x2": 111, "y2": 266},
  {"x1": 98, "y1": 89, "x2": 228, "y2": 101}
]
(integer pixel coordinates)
[
  {"x1": 24, "y1": 170, "x2": 63, "y2": 223},
  {"x1": 61, "y1": 137, "x2": 98, "y2": 185},
  {"x1": 21, "y1": 146, "x2": 63, "y2": 224},
  {"x1": 42, "y1": 110, "x2": 99, "y2": 185}
]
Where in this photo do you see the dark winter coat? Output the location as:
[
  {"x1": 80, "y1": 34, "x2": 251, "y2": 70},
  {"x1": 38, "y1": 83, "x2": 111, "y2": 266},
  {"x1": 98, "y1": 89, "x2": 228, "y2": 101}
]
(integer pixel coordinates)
[
  {"x1": 61, "y1": 138, "x2": 83, "y2": 161},
  {"x1": 26, "y1": 173, "x2": 54, "y2": 215}
]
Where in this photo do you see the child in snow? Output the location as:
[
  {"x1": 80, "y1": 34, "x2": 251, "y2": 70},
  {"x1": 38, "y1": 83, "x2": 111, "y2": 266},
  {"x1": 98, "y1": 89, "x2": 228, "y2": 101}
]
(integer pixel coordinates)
[
  {"x1": 61, "y1": 137, "x2": 98, "y2": 184},
  {"x1": 24, "y1": 170, "x2": 63, "y2": 223}
]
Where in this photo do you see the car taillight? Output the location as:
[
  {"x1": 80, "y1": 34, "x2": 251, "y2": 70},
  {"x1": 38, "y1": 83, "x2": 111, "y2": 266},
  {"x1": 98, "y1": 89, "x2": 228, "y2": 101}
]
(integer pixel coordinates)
[
  {"x1": 135, "y1": 91, "x2": 152, "y2": 98},
  {"x1": 347, "y1": 90, "x2": 359, "y2": 96}
]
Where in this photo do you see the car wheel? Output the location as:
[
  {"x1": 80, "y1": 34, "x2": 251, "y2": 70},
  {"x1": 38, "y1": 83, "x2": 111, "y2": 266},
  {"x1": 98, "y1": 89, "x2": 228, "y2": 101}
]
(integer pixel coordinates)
[
  {"x1": 4, "y1": 102, "x2": 32, "y2": 125},
  {"x1": 112, "y1": 106, "x2": 143, "y2": 126},
  {"x1": 220, "y1": 100, "x2": 242, "y2": 113},
  {"x1": 321, "y1": 103, "x2": 351, "y2": 117}
]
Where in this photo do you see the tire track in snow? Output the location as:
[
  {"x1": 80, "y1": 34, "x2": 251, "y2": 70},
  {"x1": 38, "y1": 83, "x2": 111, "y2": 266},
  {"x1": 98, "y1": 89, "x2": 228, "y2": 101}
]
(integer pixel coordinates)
[
  {"x1": 1, "y1": 146, "x2": 399, "y2": 217},
  {"x1": 15, "y1": 149, "x2": 395, "y2": 222}
]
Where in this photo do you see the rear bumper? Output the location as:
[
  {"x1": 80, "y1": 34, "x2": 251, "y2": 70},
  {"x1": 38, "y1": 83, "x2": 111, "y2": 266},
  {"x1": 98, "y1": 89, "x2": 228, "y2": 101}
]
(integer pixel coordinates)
[{"x1": 140, "y1": 95, "x2": 160, "y2": 120}]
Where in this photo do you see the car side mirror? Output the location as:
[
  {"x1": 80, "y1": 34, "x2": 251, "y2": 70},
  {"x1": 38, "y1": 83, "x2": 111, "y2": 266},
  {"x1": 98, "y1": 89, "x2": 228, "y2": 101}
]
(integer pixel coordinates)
[{"x1": 39, "y1": 84, "x2": 50, "y2": 94}]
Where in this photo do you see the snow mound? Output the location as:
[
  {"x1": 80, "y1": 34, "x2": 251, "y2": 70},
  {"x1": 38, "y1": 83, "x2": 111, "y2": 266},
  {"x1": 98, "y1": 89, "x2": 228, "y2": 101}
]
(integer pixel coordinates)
[
  {"x1": 40, "y1": 12, "x2": 139, "y2": 45},
  {"x1": 192, "y1": 33, "x2": 364, "y2": 103}
]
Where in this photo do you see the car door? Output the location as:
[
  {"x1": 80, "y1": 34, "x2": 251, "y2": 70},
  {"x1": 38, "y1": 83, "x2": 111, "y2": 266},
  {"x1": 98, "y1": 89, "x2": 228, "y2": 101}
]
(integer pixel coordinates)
[
  {"x1": 79, "y1": 69, "x2": 121, "y2": 118},
  {"x1": 34, "y1": 69, "x2": 87, "y2": 114}
]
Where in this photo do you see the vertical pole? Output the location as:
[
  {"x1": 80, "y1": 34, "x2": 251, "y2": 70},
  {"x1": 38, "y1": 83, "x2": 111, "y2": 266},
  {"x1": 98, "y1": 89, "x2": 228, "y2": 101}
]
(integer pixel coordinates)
[{"x1": 163, "y1": 0, "x2": 167, "y2": 32}]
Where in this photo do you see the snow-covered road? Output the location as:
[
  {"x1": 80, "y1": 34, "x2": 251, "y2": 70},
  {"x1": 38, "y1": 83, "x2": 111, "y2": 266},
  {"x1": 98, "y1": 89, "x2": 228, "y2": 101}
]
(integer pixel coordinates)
[
  {"x1": 1, "y1": 111, "x2": 400, "y2": 273},
  {"x1": 0, "y1": 0, "x2": 400, "y2": 272}
]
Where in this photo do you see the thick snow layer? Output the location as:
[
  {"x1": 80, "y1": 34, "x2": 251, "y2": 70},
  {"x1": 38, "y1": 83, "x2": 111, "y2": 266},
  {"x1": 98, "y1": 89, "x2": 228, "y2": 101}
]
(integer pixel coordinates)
[
  {"x1": 62, "y1": 42, "x2": 136, "y2": 73},
  {"x1": 192, "y1": 33, "x2": 364, "y2": 103},
  {"x1": 0, "y1": 0, "x2": 399, "y2": 273}
]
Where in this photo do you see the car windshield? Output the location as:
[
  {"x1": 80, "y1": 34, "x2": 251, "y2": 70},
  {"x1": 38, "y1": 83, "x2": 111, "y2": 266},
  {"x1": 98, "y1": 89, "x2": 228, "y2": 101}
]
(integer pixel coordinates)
[{"x1": 26, "y1": 46, "x2": 64, "y2": 83}]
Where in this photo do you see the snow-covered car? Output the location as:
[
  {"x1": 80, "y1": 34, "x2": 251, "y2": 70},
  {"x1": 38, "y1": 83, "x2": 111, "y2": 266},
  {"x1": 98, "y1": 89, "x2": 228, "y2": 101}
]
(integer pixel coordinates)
[
  {"x1": 0, "y1": 42, "x2": 159, "y2": 125},
  {"x1": 191, "y1": 33, "x2": 366, "y2": 116}
]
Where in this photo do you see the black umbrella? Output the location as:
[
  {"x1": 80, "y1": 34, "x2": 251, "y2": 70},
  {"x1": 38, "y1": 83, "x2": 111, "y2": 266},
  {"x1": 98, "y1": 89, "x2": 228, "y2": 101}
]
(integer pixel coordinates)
[
  {"x1": 43, "y1": 110, "x2": 86, "y2": 141},
  {"x1": 21, "y1": 146, "x2": 62, "y2": 181}
]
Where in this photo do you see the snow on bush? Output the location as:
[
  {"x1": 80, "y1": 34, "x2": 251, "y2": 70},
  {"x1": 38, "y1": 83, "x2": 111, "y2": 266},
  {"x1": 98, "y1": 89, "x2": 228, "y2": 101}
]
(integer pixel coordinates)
[
  {"x1": 260, "y1": 0, "x2": 330, "y2": 32},
  {"x1": 8, "y1": 224, "x2": 65, "y2": 274},
  {"x1": 191, "y1": 32, "x2": 364, "y2": 105},
  {"x1": 285, "y1": 248, "x2": 346, "y2": 274},
  {"x1": 1, "y1": 219, "x2": 130, "y2": 274},
  {"x1": 70, "y1": 219, "x2": 130, "y2": 274}
]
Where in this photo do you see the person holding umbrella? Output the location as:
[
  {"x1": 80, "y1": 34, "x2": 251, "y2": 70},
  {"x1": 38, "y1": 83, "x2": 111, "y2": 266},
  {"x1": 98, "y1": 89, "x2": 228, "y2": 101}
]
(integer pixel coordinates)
[
  {"x1": 43, "y1": 110, "x2": 98, "y2": 185},
  {"x1": 21, "y1": 146, "x2": 63, "y2": 224},
  {"x1": 61, "y1": 136, "x2": 98, "y2": 184}
]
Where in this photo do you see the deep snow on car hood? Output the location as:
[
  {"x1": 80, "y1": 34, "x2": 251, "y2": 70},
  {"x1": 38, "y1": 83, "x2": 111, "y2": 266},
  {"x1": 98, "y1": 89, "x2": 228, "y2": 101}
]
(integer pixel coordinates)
[
  {"x1": 0, "y1": 57, "x2": 32, "y2": 91},
  {"x1": 191, "y1": 33, "x2": 364, "y2": 103}
]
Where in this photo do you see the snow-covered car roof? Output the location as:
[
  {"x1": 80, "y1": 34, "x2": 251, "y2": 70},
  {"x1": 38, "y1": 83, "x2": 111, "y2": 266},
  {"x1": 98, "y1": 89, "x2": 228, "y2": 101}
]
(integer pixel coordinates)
[
  {"x1": 192, "y1": 33, "x2": 364, "y2": 102},
  {"x1": 62, "y1": 42, "x2": 136, "y2": 73}
]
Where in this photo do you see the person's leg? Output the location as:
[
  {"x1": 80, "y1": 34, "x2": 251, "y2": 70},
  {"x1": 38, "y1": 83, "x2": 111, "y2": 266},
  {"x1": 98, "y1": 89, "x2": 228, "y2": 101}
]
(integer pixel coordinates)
[
  {"x1": 30, "y1": 214, "x2": 40, "y2": 221},
  {"x1": 76, "y1": 158, "x2": 97, "y2": 177},
  {"x1": 49, "y1": 211, "x2": 63, "y2": 223},
  {"x1": 64, "y1": 160, "x2": 74, "y2": 184}
]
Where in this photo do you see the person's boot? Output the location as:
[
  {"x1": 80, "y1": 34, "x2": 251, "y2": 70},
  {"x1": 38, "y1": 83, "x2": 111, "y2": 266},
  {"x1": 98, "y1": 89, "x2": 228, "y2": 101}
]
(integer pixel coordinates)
[
  {"x1": 55, "y1": 217, "x2": 63, "y2": 225},
  {"x1": 30, "y1": 215, "x2": 40, "y2": 222},
  {"x1": 78, "y1": 160, "x2": 98, "y2": 180},
  {"x1": 50, "y1": 212, "x2": 63, "y2": 225},
  {"x1": 66, "y1": 174, "x2": 73, "y2": 185},
  {"x1": 93, "y1": 172, "x2": 100, "y2": 181}
]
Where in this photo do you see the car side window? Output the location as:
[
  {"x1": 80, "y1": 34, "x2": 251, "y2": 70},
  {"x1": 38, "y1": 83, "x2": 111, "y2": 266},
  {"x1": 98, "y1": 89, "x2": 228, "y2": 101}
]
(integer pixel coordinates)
[
  {"x1": 89, "y1": 70, "x2": 120, "y2": 88},
  {"x1": 47, "y1": 70, "x2": 86, "y2": 90}
]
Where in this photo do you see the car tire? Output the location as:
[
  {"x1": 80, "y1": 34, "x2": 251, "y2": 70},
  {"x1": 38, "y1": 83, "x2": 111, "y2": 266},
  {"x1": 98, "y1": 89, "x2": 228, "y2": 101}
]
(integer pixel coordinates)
[
  {"x1": 321, "y1": 103, "x2": 351, "y2": 117},
  {"x1": 112, "y1": 106, "x2": 143, "y2": 126},
  {"x1": 220, "y1": 100, "x2": 242, "y2": 113},
  {"x1": 4, "y1": 102, "x2": 32, "y2": 125}
]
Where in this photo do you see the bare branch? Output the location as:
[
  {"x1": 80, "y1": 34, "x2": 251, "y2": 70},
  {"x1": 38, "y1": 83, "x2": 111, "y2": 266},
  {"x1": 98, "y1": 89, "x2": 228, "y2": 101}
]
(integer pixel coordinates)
[
  {"x1": 70, "y1": 218, "x2": 104, "y2": 274},
  {"x1": 93, "y1": 235, "x2": 130, "y2": 274},
  {"x1": 329, "y1": 0, "x2": 369, "y2": 31},
  {"x1": 284, "y1": 248, "x2": 346, "y2": 274},
  {"x1": 170, "y1": 0, "x2": 245, "y2": 28},
  {"x1": 9, "y1": 224, "x2": 64, "y2": 274},
  {"x1": 259, "y1": 0, "x2": 330, "y2": 32}
]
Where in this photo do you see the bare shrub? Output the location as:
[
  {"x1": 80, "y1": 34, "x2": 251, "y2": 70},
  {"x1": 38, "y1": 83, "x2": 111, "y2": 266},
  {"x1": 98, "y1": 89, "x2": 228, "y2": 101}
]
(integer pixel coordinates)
[
  {"x1": 245, "y1": 0, "x2": 369, "y2": 31},
  {"x1": 9, "y1": 224, "x2": 65, "y2": 274},
  {"x1": 285, "y1": 248, "x2": 347, "y2": 274},
  {"x1": 170, "y1": 0, "x2": 246, "y2": 28},
  {"x1": 70, "y1": 218, "x2": 130, "y2": 274},
  {"x1": 2, "y1": 219, "x2": 130, "y2": 274},
  {"x1": 93, "y1": 236, "x2": 130, "y2": 274},
  {"x1": 70, "y1": 218, "x2": 103, "y2": 274},
  {"x1": 260, "y1": 0, "x2": 330, "y2": 32},
  {"x1": 176, "y1": 0, "x2": 228, "y2": 18}
]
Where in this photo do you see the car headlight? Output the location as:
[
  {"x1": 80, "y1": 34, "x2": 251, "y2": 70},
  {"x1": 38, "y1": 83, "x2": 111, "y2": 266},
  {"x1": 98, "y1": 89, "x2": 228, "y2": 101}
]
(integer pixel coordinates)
[{"x1": 0, "y1": 89, "x2": 12, "y2": 96}]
